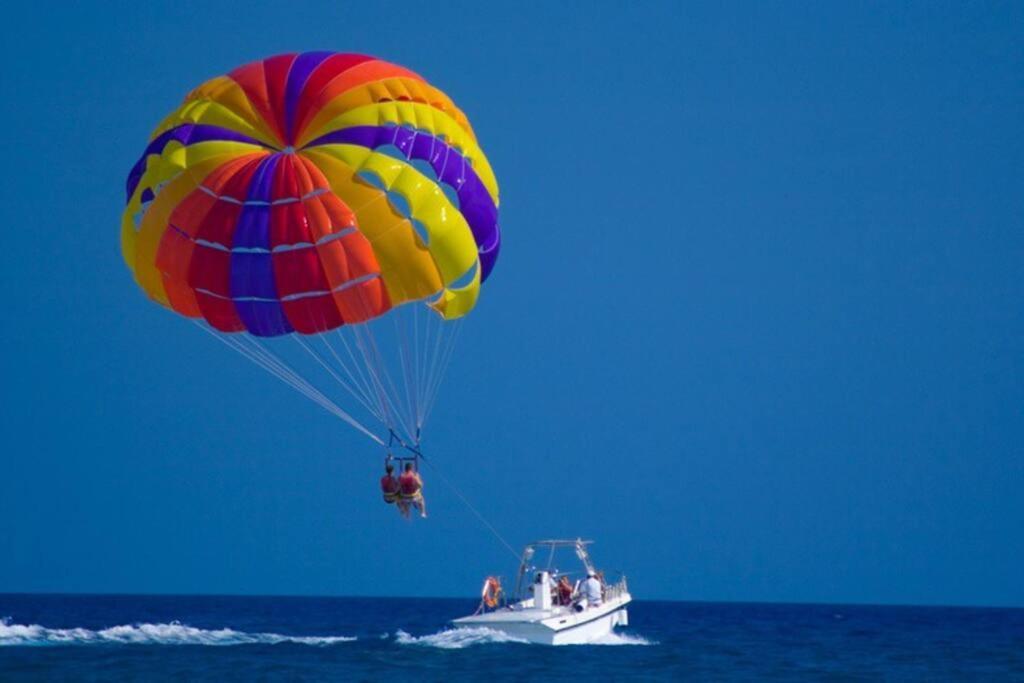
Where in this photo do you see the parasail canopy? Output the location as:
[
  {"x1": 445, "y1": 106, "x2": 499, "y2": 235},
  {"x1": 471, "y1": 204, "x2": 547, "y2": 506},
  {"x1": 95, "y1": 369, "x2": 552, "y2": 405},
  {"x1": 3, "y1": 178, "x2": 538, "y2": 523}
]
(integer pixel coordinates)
[{"x1": 122, "y1": 53, "x2": 501, "y2": 448}]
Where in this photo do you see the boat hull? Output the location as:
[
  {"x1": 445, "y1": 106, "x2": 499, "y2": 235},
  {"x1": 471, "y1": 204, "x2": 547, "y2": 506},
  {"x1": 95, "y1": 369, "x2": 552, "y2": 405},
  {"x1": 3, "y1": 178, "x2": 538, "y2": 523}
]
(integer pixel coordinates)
[{"x1": 453, "y1": 594, "x2": 631, "y2": 646}]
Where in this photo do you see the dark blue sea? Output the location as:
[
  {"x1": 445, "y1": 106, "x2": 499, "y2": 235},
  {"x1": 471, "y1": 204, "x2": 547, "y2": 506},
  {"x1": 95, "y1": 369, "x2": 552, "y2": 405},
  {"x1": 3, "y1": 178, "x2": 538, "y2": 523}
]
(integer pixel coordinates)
[{"x1": 1, "y1": 594, "x2": 1022, "y2": 681}]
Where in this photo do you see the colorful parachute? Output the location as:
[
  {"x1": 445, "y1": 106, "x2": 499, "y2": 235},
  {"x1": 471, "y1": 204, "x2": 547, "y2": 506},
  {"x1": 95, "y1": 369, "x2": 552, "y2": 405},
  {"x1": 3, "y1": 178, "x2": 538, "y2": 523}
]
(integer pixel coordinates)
[{"x1": 122, "y1": 53, "x2": 500, "y2": 447}]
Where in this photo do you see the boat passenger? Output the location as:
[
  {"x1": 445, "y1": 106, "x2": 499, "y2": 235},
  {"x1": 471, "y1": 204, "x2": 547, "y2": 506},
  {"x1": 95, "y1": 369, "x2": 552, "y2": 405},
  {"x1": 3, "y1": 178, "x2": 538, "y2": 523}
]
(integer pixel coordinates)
[
  {"x1": 582, "y1": 571, "x2": 603, "y2": 608},
  {"x1": 399, "y1": 463, "x2": 427, "y2": 518},
  {"x1": 557, "y1": 575, "x2": 574, "y2": 605}
]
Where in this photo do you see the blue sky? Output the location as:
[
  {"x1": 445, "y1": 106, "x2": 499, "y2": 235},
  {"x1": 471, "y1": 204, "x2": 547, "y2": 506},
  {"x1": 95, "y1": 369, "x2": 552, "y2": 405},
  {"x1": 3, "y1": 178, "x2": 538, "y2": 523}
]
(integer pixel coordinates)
[{"x1": 1, "y1": 2, "x2": 1021, "y2": 606}]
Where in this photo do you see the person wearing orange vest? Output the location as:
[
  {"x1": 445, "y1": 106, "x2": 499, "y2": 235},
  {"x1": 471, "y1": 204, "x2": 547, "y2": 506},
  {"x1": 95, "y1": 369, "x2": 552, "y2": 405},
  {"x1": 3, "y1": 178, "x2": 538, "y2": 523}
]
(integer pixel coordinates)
[
  {"x1": 398, "y1": 463, "x2": 427, "y2": 518},
  {"x1": 380, "y1": 463, "x2": 408, "y2": 517},
  {"x1": 557, "y1": 575, "x2": 574, "y2": 606}
]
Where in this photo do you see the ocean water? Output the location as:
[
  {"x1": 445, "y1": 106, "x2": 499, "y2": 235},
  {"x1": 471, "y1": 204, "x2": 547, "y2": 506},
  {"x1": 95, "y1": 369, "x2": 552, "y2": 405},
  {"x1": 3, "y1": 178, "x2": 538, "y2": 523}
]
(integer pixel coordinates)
[{"x1": 0, "y1": 595, "x2": 1021, "y2": 681}]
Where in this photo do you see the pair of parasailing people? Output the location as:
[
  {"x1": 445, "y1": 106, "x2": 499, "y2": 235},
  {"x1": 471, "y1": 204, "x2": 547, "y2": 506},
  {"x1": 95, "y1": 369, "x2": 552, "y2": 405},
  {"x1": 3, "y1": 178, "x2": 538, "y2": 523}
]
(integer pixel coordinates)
[{"x1": 380, "y1": 460, "x2": 427, "y2": 519}]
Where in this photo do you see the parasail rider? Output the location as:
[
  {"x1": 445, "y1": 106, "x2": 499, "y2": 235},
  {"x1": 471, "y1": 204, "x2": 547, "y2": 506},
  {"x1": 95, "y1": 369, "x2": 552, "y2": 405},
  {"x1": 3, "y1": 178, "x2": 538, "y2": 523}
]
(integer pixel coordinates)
[
  {"x1": 380, "y1": 463, "x2": 405, "y2": 517},
  {"x1": 399, "y1": 462, "x2": 427, "y2": 518}
]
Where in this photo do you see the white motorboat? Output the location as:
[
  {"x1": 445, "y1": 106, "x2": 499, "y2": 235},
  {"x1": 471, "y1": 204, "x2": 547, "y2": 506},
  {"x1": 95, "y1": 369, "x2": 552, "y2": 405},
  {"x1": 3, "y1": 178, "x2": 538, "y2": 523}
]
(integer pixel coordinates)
[{"x1": 452, "y1": 539, "x2": 632, "y2": 645}]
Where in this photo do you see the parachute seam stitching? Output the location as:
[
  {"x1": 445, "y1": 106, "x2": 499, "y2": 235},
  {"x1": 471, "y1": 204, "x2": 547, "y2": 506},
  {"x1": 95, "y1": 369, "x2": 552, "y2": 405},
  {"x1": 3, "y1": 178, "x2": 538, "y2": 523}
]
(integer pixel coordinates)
[{"x1": 194, "y1": 273, "x2": 379, "y2": 303}]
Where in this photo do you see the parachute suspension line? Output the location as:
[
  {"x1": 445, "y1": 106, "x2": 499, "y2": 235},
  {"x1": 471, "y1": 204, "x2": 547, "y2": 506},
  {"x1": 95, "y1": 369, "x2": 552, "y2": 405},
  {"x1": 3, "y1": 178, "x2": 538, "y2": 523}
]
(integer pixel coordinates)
[
  {"x1": 367, "y1": 322, "x2": 417, "y2": 443},
  {"x1": 394, "y1": 312, "x2": 419, "y2": 441},
  {"x1": 407, "y1": 309, "x2": 430, "y2": 439},
  {"x1": 195, "y1": 317, "x2": 506, "y2": 558},
  {"x1": 292, "y1": 335, "x2": 382, "y2": 423},
  {"x1": 315, "y1": 332, "x2": 383, "y2": 422},
  {"x1": 198, "y1": 323, "x2": 330, "y2": 411},
  {"x1": 240, "y1": 334, "x2": 386, "y2": 446},
  {"x1": 333, "y1": 328, "x2": 388, "y2": 423},
  {"x1": 415, "y1": 307, "x2": 446, "y2": 433},
  {"x1": 390, "y1": 315, "x2": 411, "y2": 435},
  {"x1": 415, "y1": 306, "x2": 442, "y2": 433},
  {"x1": 412, "y1": 304, "x2": 423, "y2": 431},
  {"x1": 335, "y1": 309, "x2": 402, "y2": 441},
  {"x1": 422, "y1": 306, "x2": 446, "y2": 409},
  {"x1": 195, "y1": 303, "x2": 463, "y2": 451},
  {"x1": 192, "y1": 321, "x2": 385, "y2": 446},
  {"x1": 378, "y1": 318, "x2": 419, "y2": 443},
  {"x1": 421, "y1": 319, "x2": 463, "y2": 431},
  {"x1": 244, "y1": 336, "x2": 385, "y2": 446},
  {"x1": 349, "y1": 318, "x2": 416, "y2": 445}
]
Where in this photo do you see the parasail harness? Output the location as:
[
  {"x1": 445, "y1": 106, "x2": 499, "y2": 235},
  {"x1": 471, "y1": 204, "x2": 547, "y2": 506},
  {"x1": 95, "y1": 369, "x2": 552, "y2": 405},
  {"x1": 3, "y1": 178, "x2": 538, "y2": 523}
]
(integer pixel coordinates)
[{"x1": 384, "y1": 429, "x2": 423, "y2": 473}]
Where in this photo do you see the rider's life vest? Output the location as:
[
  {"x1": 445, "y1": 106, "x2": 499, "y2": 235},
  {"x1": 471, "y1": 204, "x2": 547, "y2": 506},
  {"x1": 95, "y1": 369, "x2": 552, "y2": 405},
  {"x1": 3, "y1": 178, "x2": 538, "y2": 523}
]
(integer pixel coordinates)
[{"x1": 399, "y1": 472, "x2": 421, "y2": 496}]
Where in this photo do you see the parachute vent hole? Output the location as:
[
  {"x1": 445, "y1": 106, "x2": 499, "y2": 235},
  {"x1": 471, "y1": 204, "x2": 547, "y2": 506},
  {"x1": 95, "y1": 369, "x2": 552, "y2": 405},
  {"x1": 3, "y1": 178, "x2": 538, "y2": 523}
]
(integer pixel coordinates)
[
  {"x1": 387, "y1": 191, "x2": 412, "y2": 219},
  {"x1": 441, "y1": 183, "x2": 461, "y2": 209},
  {"x1": 449, "y1": 261, "x2": 478, "y2": 290},
  {"x1": 361, "y1": 141, "x2": 468, "y2": 215},
  {"x1": 133, "y1": 180, "x2": 167, "y2": 231},
  {"x1": 410, "y1": 218, "x2": 430, "y2": 246},
  {"x1": 356, "y1": 169, "x2": 388, "y2": 192},
  {"x1": 410, "y1": 157, "x2": 434, "y2": 178},
  {"x1": 132, "y1": 205, "x2": 147, "y2": 231},
  {"x1": 377, "y1": 143, "x2": 411, "y2": 163},
  {"x1": 382, "y1": 153, "x2": 464, "y2": 212}
]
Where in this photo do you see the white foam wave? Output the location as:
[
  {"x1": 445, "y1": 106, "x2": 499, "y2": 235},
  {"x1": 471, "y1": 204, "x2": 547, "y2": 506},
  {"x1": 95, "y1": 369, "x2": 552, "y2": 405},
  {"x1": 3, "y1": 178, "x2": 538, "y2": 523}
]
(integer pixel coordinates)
[
  {"x1": 0, "y1": 618, "x2": 355, "y2": 647},
  {"x1": 588, "y1": 631, "x2": 657, "y2": 646},
  {"x1": 395, "y1": 627, "x2": 528, "y2": 649}
]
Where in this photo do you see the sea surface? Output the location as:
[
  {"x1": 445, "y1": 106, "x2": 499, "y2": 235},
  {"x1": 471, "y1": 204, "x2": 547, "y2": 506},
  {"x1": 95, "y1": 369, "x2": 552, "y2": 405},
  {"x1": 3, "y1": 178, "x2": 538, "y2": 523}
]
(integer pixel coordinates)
[{"x1": 1, "y1": 594, "x2": 1022, "y2": 681}]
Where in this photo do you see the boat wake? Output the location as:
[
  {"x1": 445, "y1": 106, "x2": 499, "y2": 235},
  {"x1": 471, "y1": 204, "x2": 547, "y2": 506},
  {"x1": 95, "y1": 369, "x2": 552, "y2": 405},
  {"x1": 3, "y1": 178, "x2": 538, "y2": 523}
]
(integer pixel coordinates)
[
  {"x1": 393, "y1": 627, "x2": 655, "y2": 648},
  {"x1": 0, "y1": 618, "x2": 652, "y2": 649},
  {"x1": 394, "y1": 627, "x2": 529, "y2": 649},
  {"x1": 588, "y1": 631, "x2": 657, "y2": 646},
  {"x1": 0, "y1": 618, "x2": 356, "y2": 647}
]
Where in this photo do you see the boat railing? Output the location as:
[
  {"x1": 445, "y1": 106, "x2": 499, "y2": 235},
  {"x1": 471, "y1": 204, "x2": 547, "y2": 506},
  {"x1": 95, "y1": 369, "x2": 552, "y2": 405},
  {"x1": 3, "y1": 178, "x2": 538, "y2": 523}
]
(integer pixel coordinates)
[{"x1": 603, "y1": 575, "x2": 629, "y2": 602}]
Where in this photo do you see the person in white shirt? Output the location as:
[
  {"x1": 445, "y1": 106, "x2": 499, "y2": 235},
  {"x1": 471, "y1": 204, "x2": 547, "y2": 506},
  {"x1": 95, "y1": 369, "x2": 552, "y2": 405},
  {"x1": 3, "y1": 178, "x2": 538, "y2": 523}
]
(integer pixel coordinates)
[{"x1": 582, "y1": 571, "x2": 603, "y2": 608}]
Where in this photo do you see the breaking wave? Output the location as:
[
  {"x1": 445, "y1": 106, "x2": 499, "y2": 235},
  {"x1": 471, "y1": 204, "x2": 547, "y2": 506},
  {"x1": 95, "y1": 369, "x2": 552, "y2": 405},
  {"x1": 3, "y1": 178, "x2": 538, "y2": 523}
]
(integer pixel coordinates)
[
  {"x1": 394, "y1": 627, "x2": 529, "y2": 649},
  {"x1": 0, "y1": 618, "x2": 356, "y2": 647}
]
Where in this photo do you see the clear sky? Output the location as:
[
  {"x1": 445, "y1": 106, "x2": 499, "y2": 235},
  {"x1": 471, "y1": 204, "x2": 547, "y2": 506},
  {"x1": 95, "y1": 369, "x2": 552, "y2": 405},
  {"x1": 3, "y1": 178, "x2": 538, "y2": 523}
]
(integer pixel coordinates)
[{"x1": 1, "y1": 2, "x2": 1021, "y2": 606}]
